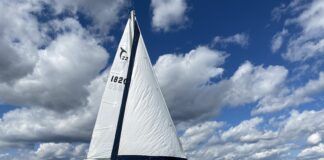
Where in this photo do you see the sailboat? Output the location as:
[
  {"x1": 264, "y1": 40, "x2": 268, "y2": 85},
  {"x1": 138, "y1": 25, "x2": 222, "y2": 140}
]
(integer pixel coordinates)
[{"x1": 87, "y1": 10, "x2": 187, "y2": 160}]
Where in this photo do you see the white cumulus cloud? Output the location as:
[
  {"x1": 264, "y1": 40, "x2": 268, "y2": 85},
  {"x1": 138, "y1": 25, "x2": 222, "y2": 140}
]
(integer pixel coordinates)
[
  {"x1": 307, "y1": 132, "x2": 322, "y2": 145},
  {"x1": 253, "y1": 72, "x2": 324, "y2": 114},
  {"x1": 271, "y1": 29, "x2": 288, "y2": 52},
  {"x1": 180, "y1": 108, "x2": 324, "y2": 160},
  {"x1": 155, "y1": 46, "x2": 288, "y2": 122},
  {"x1": 212, "y1": 33, "x2": 250, "y2": 48},
  {"x1": 151, "y1": 0, "x2": 188, "y2": 32},
  {"x1": 35, "y1": 143, "x2": 88, "y2": 160},
  {"x1": 298, "y1": 143, "x2": 324, "y2": 159},
  {"x1": 273, "y1": 0, "x2": 324, "y2": 62}
]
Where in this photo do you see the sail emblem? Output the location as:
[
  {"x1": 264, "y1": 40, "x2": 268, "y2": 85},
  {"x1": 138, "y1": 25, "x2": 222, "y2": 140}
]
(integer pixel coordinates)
[{"x1": 119, "y1": 47, "x2": 128, "y2": 61}]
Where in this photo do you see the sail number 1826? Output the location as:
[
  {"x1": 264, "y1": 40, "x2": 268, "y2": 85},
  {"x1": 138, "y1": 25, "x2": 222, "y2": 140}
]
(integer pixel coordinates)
[{"x1": 111, "y1": 76, "x2": 126, "y2": 84}]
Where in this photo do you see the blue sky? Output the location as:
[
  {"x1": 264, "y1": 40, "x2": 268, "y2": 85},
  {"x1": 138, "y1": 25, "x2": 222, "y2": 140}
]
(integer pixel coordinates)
[{"x1": 0, "y1": 0, "x2": 323, "y2": 159}]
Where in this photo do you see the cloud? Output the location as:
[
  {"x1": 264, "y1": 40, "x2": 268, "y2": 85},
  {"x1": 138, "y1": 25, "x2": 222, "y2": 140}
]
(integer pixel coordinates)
[
  {"x1": 253, "y1": 72, "x2": 324, "y2": 114},
  {"x1": 298, "y1": 143, "x2": 324, "y2": 159},
  {"x1": 222, "y1": 62, "x2": 287, "y2": 107},
  {"x1": 35, "y1": 143, "x2": 88, "y2": 160},
  {"x1": 0, "y1": 0, "x2": 44, "y2": 83},
  {"x1": 271, "y1": 29, "x2": 288, "y2": 52},
  {"x1": 180, "y1": 118, "x2": 283, "y2": 160},
  {"x1": 0, "y1": 1, "x2": 113, "y2": 151},
  {"x1": 281, "y1": 109, "x2": 324, "y2": 141},
  {"x1": 180, "y1": 108, "x2": 324, "y2": 160},
  {"x1": 0, "y1": 38, "x2": 36, "y2": 83},
  {"x1": 180, "y1": 121, "x2": 224, "y2": 152},
  {"x1": 0, "y1": 142, "x2": 88, "y2": 160},
  {"x1": 0, "y1": 0, "x2": 129, "y2": 111},
  {"x1": 0, "y1": 0, "x2": 124, "y2": 155},
  {"x1": 47, "y1": 0, "x2": 128, "y2": 35},
  {"x1": 251, "y1": 148, "x2": 289, "y2": 160},
  {"x1": 221, "y1": 117, "x2": 277, "y2": 143},
  {"x1": 307, "y1": 132, "x2": 322, "y2": 145},
  {"x1": 151, "y1": 0, "x2": 188, "y2": 32},
  {"x1": 0, "y1": 74, "x2": 105, "y2": 148},
  {"x1": 0, "y1": 149, "x2": 34, "y2": 160},
  {"x1": 0, "y1": 18, "x2": 108, "y2": 111},
  {"x1": 270, "y1": 0, "x2": 305, "y2": 22},
  {"x1": 154, "y1": 46, "x2": 227, "y2": 121},
  {"x1": 212, "y1": 33, "x2": 249, "y2": 48},
  {"x1": 155, "y1": 47, "x2": 288, "y2": 121},
  {"x1": 273, "y1": 0, "x2": 324, "y2": 62},
  {"x1": 0, "y1": 0, "x2": 127, "y2": 84}
]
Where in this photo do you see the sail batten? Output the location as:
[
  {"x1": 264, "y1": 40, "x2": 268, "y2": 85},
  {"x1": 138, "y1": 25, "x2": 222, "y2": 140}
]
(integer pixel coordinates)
[{"x1": 87, "y1": 10, "x2": 187, "y2": 160}]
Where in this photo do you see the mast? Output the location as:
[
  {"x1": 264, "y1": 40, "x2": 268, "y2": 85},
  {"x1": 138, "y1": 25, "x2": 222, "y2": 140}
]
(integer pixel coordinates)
[{"x1": 111, "y1": 10, "x2": 139, "y2": 160}]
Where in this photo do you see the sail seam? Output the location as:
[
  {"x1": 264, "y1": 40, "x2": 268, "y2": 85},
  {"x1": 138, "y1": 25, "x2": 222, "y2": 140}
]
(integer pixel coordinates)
[{"x1": 111, "y1": 17, "x2": 140, "y2": 160}]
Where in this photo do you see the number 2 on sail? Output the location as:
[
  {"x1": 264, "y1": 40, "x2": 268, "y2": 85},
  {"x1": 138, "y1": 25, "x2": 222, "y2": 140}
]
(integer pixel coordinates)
[{"x1": 111, "y1": 76, "x2": 127, "y2": 84}]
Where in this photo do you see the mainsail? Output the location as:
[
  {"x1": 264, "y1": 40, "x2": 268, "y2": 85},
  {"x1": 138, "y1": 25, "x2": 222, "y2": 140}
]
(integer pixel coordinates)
[{"x1": 87, "y1": 10, "x2": 187, "y2": 160}]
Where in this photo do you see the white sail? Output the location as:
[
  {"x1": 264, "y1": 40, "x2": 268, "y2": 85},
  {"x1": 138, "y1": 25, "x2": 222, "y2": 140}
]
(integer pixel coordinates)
[
  {"x1": 87, "y1": 11, "x2": 186, "y2": 160},
  {"x1": 118, "y1": 33, "x2": 186, "y2": 158},
  {"x1": 87, "y1": 17, "x2": 133, "y2": 159}
]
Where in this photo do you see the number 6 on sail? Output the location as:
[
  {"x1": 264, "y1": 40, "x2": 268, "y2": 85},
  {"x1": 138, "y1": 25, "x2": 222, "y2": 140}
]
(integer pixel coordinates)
[{"x1": 87, "y1": 10, "x2": 187, "y2": 160}]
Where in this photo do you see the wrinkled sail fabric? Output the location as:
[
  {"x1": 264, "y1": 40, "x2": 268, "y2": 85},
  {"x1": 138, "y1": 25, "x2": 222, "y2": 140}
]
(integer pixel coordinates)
[
  {"x1": 87, "y1": 12, "x2": 186, "y2": 160},
  {"x1": 118, "y1": 34, "x2": 186, "y2": 158},
  {"x1": 87, "y1": 18, "x2": 133, "y2": 159}
]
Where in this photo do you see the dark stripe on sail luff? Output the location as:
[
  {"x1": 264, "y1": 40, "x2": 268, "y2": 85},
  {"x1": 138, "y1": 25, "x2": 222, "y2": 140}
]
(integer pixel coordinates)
[
  {"x1": 111, "y1": 17, "x2": 140, "y2": 160},
  {"x1": 117, "y1": 155, "x2": 187, "y2": 160}
]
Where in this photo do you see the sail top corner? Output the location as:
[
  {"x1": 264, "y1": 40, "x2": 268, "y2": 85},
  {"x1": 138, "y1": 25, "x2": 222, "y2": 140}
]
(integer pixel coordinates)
[{"x1": 130, "y1": 10, "x2": 136, "y2": 19}]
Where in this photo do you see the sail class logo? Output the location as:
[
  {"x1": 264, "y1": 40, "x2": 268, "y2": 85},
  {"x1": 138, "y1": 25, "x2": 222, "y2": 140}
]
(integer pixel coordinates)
[{"x1": 119, "y1": 47, "x2": 128, "y2": 61}]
